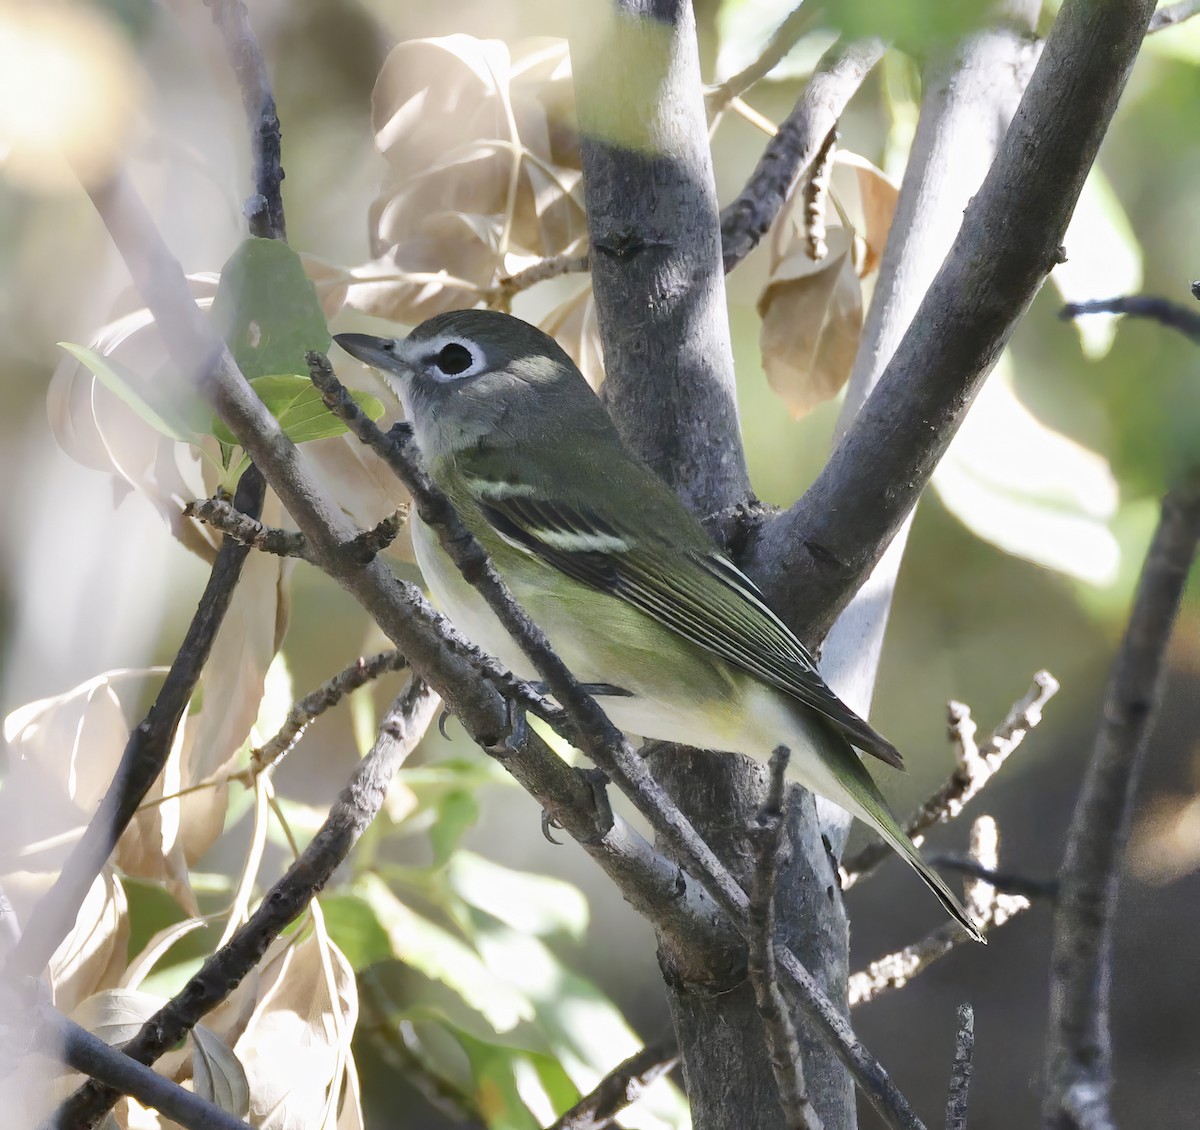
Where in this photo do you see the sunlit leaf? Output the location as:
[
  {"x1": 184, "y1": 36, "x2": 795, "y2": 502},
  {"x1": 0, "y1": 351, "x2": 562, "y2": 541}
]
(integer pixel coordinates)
[
  {"x1": 356, "y1": 874, "x2": 532, "y2": 1032},
  {"x1": 447, "y1": 852, "x2": 588, "y2": 940},
  {"x1": 212, "y1": 375, "x2": 383, "y2": 446},
  {"x1": 319, "y1": 894, "x2": 395, "y2": 970},
  {"x1": 210, "y1": 237, "x2": 331, "y2": 381},
  {"x1": 932, "y1": 358, "x2": 1120, "y2": 584},
  {"x1": 56, "y1": 342, "x2": 200, "y2": 444},
  {"x1": 192, "y1": 1026, "x2": 251, "y2": 1118},
  {"x1": 430, "y1": 789, "x2": 479, "y2": 865}
]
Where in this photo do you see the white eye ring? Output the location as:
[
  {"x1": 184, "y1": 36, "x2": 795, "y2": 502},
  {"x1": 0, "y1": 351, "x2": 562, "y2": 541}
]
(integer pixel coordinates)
[{"x1": 422, "y1": 336, "x2": 487, "y2": 383}]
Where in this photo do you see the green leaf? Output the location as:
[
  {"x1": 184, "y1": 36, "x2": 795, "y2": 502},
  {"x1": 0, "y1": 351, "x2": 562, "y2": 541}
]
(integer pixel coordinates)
[
  {"x1": 932, "y1": 356, "x2": 1120, "y2": 585},
  {"x1": 355, "y1": 874, "x2": 532, "y2": 1033},
  {"x1": 58, "y1": 342, "x2": 201, "y2": 443},
  {"x1": 447, "y1": 852, "x2": 588, "y2": 940},
  {"x1": 211, "y1": 374, "x2": 383, "y2": 446},
  {"x1": 453, "y1": 1030, "x2": 542, "y2": 1130},
  {"x1": 319, "y1": 893, "x2": 394, "y2": 970},
  {"x1": 429, "y1": 789, "x2": 479, "y2": 866},
  {"x1": 210, "y1": 237, "x2": 331, "y2": 380}
]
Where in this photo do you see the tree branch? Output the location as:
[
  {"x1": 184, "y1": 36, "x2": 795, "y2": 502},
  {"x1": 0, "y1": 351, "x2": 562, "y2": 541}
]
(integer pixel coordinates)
[
  {"x1": 546, "y1": 1038, "x2": 681, "y2": 1130},
  {"x1": 3, "y1": 467, "x2": 265, "y2": 982},
  {"x1": 747, "y1": 0, "x2": 1158, "y2": 645},
  {"x1": 706, "y1": 3, "x2": 819, "y2": 116},
  {"x1": 1148, "y1": 0, "x2": 1200, "y2": 33},
  {"x1": 719, "y1": 37, "x2": 886, "y2": 273},
  {"x1": 748, "y1": 749, "x2": 823, "y2": 1130},
  {"x1": 1042, "y1": 470, "x2": 1200, "y2": 1129},
  {"x1": 1061, "y1": 293, "x2": 1200, "y2": 344},
  {"x1": 55, "y1": 676, "x2": 440, "y2": 1127},
  {"x1": 944, "y1": 1004, "x2": 974, "y2": 1130}
]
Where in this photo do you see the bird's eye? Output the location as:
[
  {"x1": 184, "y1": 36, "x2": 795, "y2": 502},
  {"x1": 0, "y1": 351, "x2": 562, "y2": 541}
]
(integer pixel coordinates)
[{"x1": 435, "y1": 342, "x2": 474, "y2": 376}]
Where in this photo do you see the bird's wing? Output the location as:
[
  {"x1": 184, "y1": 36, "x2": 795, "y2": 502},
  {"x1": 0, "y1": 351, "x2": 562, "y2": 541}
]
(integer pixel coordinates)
[{"x1": 474, "y1": 489, "x2": 903, "y2": 768}]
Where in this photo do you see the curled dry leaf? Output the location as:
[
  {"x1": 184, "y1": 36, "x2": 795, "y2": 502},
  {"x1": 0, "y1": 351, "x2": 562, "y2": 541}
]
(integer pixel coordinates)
[
  {"x1": 540, "y1": 283, "x2": 605, "y2": 390},
  {"x1": 758, "y1": 152, "x2": 898, "y2": 418},
  {"x1": 234, "y1": 929, "x2": 360, "y2": 1130},
  {"x1": 355, "y1": 35, "x2": 584, "y2": 325},
  {"x1": 758, "y1": 226, "x2": 863, "y2": 418}
]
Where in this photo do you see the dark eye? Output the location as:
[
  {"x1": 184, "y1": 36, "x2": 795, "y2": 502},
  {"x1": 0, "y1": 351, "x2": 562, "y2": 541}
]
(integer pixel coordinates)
[{"x1": 435, "y1": 342, "x2": 473, "y2": 376}]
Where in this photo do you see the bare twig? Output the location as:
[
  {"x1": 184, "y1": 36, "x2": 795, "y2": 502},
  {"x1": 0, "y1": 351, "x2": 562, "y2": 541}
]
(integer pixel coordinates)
[
  {"x1": 944, "y1": 1004, "x2": 974, "y2": 1130},
  {"x1": 547, "y1": 1039, "x2": 681, "y2": 1130},
  {"x1": 849, "y1": 817, "x2": 1031, "y2": 1007},
  {"x1": 746, "y1": 0, "x2": 1157, "y2": 645},
  {"x1": 187, "y1": 495, "x2": 406, "y2": 563},
  {"x1": 25, "y1": 998, "x2": 250, "y2": 1130},
  {"x1": 1060, "y1": 294, "x2": 1200, "y2": 344},
  {"x1": 748, "y1": 748, "x2": 823, "y2": 1130},
  {"x1": 707, "y1": 3, "x2": 821, "y2": 115},
  {"x1": 251, "y1": 650, "x2": 410, "y2": 771},
  {"x1": 803, "y1": 129, "x2": 838, "y2": 262},
  {"x1": 1043, "y1": 471, "x2": 1200, "y2": 1130},
  {"x1": 930, "y1": 858, "x2": 1058, "y2": 902},
  {"x1": 491, "y1": 252, "x2": 590, "y2": 308},
  {"x1": 1148, "y1": 0, "x2": 1200, "y2": 32},
  {"x1": 4, "y1": 468, "x2": 265, "y2": 982},
  {"x1": 56, "y1": 678, "x2": 440, "y2": 1127},
  {"x1": 843, "y1": 671, "x2": 1058, "y2": 887},
  {"x1": 720, "y1": 38, "x2": 886, "y2": 272},
  {"x1": 206, "y1": 0, "x2": 285, "y2": 240}
]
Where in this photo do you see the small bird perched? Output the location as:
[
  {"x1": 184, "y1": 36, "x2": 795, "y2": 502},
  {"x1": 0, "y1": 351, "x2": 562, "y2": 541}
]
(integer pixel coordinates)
[{"x1": 336, "y1": 310, "x2": 983, "y2": 943}]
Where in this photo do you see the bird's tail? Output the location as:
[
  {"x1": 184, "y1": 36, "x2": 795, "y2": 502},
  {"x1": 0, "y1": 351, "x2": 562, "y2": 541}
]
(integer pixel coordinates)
[{"x1": 811, "y1": 731, "x2": 986, "y2": 944}]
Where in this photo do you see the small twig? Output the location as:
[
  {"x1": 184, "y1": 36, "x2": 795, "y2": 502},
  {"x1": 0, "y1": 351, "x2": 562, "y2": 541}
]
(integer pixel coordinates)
[
  {"x1": 546, "y1": 1038, "x2": 681, "y2": 1130},
  {"x1": 849, "y1": 817, "x2": 1031, "y2": 1007},
  {"x1": 1060, "y1": 294, "x2": 1200, "y2": 344},
  {"x1": 748, "y1": 748, "x2": 823, "y2": 1130},
  {"x1": 205, "y1": 0, "x2": 285, "y2": 240},
  {"x1": 1043, "y1": 471, "x2": 1200, "y2": 1129},
  {"x1": 944, "y1": 1004, "x2": 974, "y2": 1130},
  {"x1": 252, "y1": 650, "x2": 410, "y2": 771},
  {"x1": 843, "y1": 671, "x2": 1059, "y2": 887},
  {"x1": 27, "y1": 998, "x2": 250, "y2": 1130},
  {"x1": 4, "y1": 469, "x2": 265, "y2": 983},
  {"x1": 1148, "y1": 0, "x2": 1200, "y2": 32},
  {"x1": 491, "y1": 252, "x2": 590, "y2": 309},
  {"x1": 187, "y1": 496, "x2": 406, "y2": 563},
  {"x1": 930, "y1": 857, "x2": 1058, "y2": 902},
  {"x1": 54, "y1": 678, "x2": 439, "y2": 1127},
  {"x1": 707, "y1": 3, "x2": 821, "y2": 115},
  {"x1": 720, "y1": 37, "x2": 886, "y2": 271},
  {"x1": 185, "y1": 495, "x2": 308, "y2": 558}
]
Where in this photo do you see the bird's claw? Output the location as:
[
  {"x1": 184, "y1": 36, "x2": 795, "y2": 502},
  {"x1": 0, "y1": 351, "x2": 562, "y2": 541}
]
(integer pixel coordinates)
[
  {"x1": 485, "y1": 696, "x2": 526, "y2": 759},
  {"x1": 541, "y1": 809, "x2": 563, "y2": 845}
]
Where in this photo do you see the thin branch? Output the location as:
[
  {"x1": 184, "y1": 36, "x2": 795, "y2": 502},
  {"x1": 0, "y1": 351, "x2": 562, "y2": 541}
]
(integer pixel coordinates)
[
  {"x1": 803, "y1": 128, "x2": 838, "y2": 262},
  {"x1": 1148, "y1": 0, "x2": 1200, "y2": 32},
  {"x1": 849, "y1": 817, "x2": 1031, "y2": 1007},
  {"x1": 1060, "y1": 294, "x2": 1200, "y2": 344},
  {"x1": 3, "y1": 468, "x2": 265, "y2": 982},
  {"x1": 944, "y1": 1004, "x2": 974, "y2": 1130},
  {"x1": 186, "y1": 495, "x2": 406, "y2": 563},
  {"x1": 546, "y1": 1039, "x2": 681, "y2": 1130},
  {"x1": 931, "y1": 858, "x2": 1058, "y2": 902},
  {"x1": 491, "y1": 252, "x2": 590, "y2": 308},
  {"x1": 843, "y1": 671, "x2": 1058, "y2": 887},
  {"x1": 720, "y1": 38, "x2": 886, "y2": 272},
  {"x1": 55, "y1": 678, "x2": 440, "y2": 1127},
  {"x1": 747, "y1": 0, "x2": 1158, "y2": 644},
  {"x1": 707, "y1": 3, "x2": 821, "y2": 115},
  {"x1": 1043, "y1": 471, "x2": 1200, "y2": 1129},
  {"x1": 31, "y1": 1002, "x2": 250, "y2": 1130},
  {"x1": 206, "y1": 0, "x2": 285, "y2": 240},
  {"x1": 748, "y1": 748, "x2": 823, "y2": 1130},
  {"x1": 251, "y1": 650, "x2": 410, "y2": 771}
]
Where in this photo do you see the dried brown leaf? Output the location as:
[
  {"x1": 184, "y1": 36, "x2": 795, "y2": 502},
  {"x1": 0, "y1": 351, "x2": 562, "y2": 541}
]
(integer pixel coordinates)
[
  {"x1": 830, "y1": 151, "x2": 899, "y2": 279},
  {"x1": 758, "y1": 226, "x2": 863, "y2": 418}
]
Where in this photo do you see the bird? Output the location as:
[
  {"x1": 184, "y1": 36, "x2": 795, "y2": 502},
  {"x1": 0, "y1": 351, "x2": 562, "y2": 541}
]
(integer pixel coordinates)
[{"x1": 335, "y1": 309, "x2": 984, "y2": 942}]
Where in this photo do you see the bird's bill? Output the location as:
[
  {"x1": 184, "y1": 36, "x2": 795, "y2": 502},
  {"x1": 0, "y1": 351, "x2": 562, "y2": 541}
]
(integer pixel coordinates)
[{"x1": 333, "y1": 332, "x2": 407, "y2": 372}]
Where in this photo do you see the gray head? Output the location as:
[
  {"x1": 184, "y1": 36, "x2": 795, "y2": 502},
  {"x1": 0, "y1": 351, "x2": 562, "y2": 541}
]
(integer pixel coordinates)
[{"x1": 335, "y1": 310, "x2": 615, "y2": 460}]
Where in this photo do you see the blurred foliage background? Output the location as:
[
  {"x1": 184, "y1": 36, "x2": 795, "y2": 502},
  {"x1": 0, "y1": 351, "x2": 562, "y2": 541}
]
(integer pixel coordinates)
[{"x1": 1, "y1": 0, "x2": 1198, "y2": 1127}]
